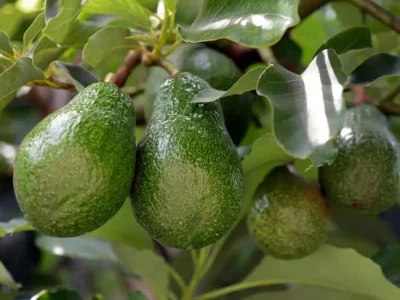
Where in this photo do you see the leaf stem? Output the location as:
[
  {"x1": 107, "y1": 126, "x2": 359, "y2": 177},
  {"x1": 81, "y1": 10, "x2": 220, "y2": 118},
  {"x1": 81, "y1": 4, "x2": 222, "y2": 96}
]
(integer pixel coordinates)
[
  {"x1": 27, "y1": 79, "x2": 76, "y2": 92},
  {"x1": 167, "y1": 264, "x2": 186, "y2": 293},
  {"x1": 163, "y1": 39, "x2": 182, "y2": 57},
  {"x1": 153, "y1": 7, "x2": 170, "y2": 56},
  {"x1": 154, "y1": 59, "x2": 179, "y2": 76},
  {"x1": 346, "y1": 0, "x2": 400, "y2": 33}
]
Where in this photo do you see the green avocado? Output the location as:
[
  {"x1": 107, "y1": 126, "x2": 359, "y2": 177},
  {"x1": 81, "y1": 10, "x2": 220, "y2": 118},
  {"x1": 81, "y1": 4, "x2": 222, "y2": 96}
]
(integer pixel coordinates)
[
  {"x1": 144, "y1": 44, "x2": 253, "y2": 145},
  {"x1": 131, "y1": 72, "x2": 244, "y2": 249},
  {"x1": 13, "y1": 82, "x2": 136, "y2": 237},
  {"x1": 247, "y1": 166, "x2": 329, "y2": 260},
  {"x1": 319, "y1": 104, "x2": 400, "y2": 215}
]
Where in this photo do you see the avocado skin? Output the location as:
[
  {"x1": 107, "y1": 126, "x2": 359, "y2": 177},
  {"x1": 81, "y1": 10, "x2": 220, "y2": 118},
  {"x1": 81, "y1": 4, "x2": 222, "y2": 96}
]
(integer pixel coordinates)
[
  {"x1": 319, "y1": 104, "x2": 400, "y2": 215},
  {"x1": 145, "y1": 45, "x2": 253, "y2": 145},
  {"x1": 13, "y1": 82, "x2": 136, "y2": 237},
  {"x1": 131, "y1": 72, "x2": 244, "y2": 249},
  {"x1": 247, "y1": 166, "x2": 329, "y2": 260}
]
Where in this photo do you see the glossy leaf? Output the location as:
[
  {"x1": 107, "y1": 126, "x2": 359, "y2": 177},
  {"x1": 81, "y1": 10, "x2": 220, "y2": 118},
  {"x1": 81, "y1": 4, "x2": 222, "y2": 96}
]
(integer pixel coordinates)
[
  {"x1": 83, "y1": 27, "x2": 138, "y2": 67},
  {"x1": 178, "y1": 0, "x2": 300, "y2": 48},
  {"x1": 43, "y1": 0, "x2": 83, "y2": 44},
  {"x1": 193, "y1": 67, "x2": 266, "y2": 103},
  {"x1": 314, "y1": 27, "x2": 372, "y2": 57},
  {"x1": 113, "y1": 244, "x2": 169, "y2": 298},
  {"x1": 347, "y1": 53, "x2": 400, "y2": 86},
  {"x1": 257, "y1": 49, "x2": 347, "y2": 166},
  {"x1": 36, "y1": 236, "x2": 118, "y2": 262},
  {"x1": 32, "y1": 37, "x2": 66, "y2": 70},
  {"x1": 0, "y1": 30, "x2": 14, "y2": 58},
  {"x1": 83, "y1": 0, "x2": 154, "y2": 29},
  {"x1": 0, "y1": 218, "x2": 33, "y2": 237},
  {"x1": 0, "y1": 261, "x2": 20, "y2": 290},
  {"x1": 243, "y1": 245, "x2": 400, "y2": 300},
  {"x1": 0, "y1": 58, "x2": 45, "y2": 113},
  {"x1": 32, "y1": 289, "x2": 82, "y2": 300},
  {"x1": 53, "y1": 61, "x2": 99, "y2": 91},
  {"x1": 23, "y1": 12, "x2": 45, "y2": 50}
]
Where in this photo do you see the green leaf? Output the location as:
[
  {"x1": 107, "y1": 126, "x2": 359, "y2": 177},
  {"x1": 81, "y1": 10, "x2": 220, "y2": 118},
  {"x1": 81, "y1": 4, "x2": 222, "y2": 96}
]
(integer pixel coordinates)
[
  {"x1": 0, "y1": 30, "x2": 14, "y2": 58},
  {"x1": 373, "y1": 246, "x2": 400, "y2": 286},
  {"x1": 32, "y1": 36, "x2": 66, "y2": 69},
  {"x1": 314, "y1": 27, "x2": 372, "y2": 57},
  {"x1": 43, "y1": 0, "x2": 83, "y2": 44},
  {"x1": 113, "y1": 244, "x2": 169, "y2": 298},
  {"x1": 0, "y1": 57, "x2": 45, "y2": 113},
  {"x1": 128, "y1": 291, "x2": 148, "y2": 300},
  {"x1": 61, "y1": 20, "x2": 102, "y2": 48},
  {"x1": 36, "y1": 236, "x2": 118, "y2": 262},
  {"x1": 83, "y1": 0, "x2": 154, "y2": 29},
  {"x1": 162, "y1": 0, "x2": 179, "y2": 13},
  {"x1": 53, "y1": 61, "x2": 99, "y2": 91},
  {"x1": 347, "y1": 53, "x2": 400, "y2": 86},
  {"x1": 89, "y1": 199, "x2": 153, "y2": 250},
  {"x1": 243, "y1": 245, "x2": 400, "y2": 300},
  {"x1": 0, "y1": 261, "x2": 20, "y2": 290},
  {"x1": 0, "y1": 218, "x2": 33, "y2": 237},
  {"x1": 242, "y1": 134, "x2": 291, "y2": 213},
  {"x1": 257, "y1": 49, "x2": 347, "y2": 166},
  {"x1": 32, "y1": 289, "x2": 82, "y2": 300},
  {"x1": 178, "y1": 0, "x2": 300, "y2": 48},
  {"x1": 23, "y1": 12, "x2": 46, "y2": 50},
  {"x1": 193, "y1": 67, "x2": 266, "y2": 103},
  {"x1": 0, "y1": 4, "x2": 24, "y2": 38},
  {"x1": 83, "y1": 27, "x2": 138, "y2": 67}
]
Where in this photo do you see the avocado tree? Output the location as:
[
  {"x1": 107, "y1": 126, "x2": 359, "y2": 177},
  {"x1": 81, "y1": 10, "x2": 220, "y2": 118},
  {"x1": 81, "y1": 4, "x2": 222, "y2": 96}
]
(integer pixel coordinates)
[{"x1": 2, "y1": 0, "x2": 400, "y2": 299}]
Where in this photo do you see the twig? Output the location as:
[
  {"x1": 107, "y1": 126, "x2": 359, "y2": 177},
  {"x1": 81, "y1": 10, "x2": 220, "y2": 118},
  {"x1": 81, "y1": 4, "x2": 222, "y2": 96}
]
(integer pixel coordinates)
[
  {"x1": 153, "y1": 59, "x2": 179, "y2": 76},
  {"x1": 346, "y1": 0, "x2": 400, "y2": 33},
  {"x1": 108, "y1": 50, "x2": 143, "y2": 87}
]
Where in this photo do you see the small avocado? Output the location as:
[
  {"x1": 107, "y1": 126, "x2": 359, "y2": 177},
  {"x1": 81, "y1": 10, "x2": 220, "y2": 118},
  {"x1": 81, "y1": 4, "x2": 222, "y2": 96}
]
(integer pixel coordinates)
[
  {"x1": 247, "y1": 166, "x2": 329, "y2": 260},
  {"x1": 13, "y1": 82, "x2": 136, "y2": 237},
  {"x1": 144, "y1": 44, "x2": 253, "y2": 145},
  {"x1": 319, "y1": 104, "x2": 400, "y2": 215},
  {"x1": 131, "y1": 72, "x2": 244, "y2": 249}
]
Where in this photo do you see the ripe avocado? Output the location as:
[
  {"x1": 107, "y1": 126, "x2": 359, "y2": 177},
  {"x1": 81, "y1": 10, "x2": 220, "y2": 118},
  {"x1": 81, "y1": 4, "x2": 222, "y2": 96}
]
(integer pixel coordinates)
[
  {"x1": 131, "y1": 72, "x2": 244, "y2": 249},
  {"x1": 144, "y1": 45, "x2": 253, "y2": 145},
  {"x1": 13, "y1": 82, "x2": 136, "y2": 237},
  {"x1": 319, "y1": 104, "x2": 400, "y2": 215},
  {"x1": 247, "y1": 166, "x2": 329, "y2": 260}
]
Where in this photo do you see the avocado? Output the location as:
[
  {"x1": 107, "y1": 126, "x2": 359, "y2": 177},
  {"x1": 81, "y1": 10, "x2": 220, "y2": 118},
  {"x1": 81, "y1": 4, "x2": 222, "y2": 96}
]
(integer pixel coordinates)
[
  {"x1": 131, "y1": 72, "x2": 244, "y2": 249},
  {"x1": 13, "y1": 82, "x2": 136, "y2": 237},
  {"x1": 144, "y1": 45, "x2": 253, "y2": 145},
  {"x1": 319, "y1": 104, "x2": 400, "y2": 215},
  {"x1": 247, "y1": 166, "x2": 329, "y2": 260}
]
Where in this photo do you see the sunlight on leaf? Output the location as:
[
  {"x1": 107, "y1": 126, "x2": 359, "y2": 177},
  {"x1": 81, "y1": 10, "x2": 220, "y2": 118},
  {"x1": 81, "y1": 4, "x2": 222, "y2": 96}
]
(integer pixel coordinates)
[
  {"x1": 178, "y1": 0, "x2": 300, "y2": 48},
  {"x1": 23, "y1": 12, "x2": 45, "y2": 50},
  {"x1": 0, "y1": 218, "x2": 33, "y2": 237},
  {"x1": 257, "y1": 49, "x2": 347, "y2": 166}
]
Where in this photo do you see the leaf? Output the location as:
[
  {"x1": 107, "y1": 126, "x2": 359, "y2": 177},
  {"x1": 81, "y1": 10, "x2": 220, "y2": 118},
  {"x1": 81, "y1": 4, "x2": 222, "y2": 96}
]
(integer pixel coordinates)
[
  {"x1": 43, "y1": 0, "x2": 83, "y2": 44},
  {"x1": 53, "y1": 61, "x2": 99, "y2": 91},
  {"x1": 128, "y1": 291, "x2": 148, "y2": 300},
  {"x1": 0, "y1": 261, "x2": 20, "y2": 290},
  {"x1": 36, "y1": 236, "x2": 118, "y2": 262},
  {"x1": 0, "y1": 30, "x2": 14, "y2": 58},
  {"x1": 113, "y1": 244, "x2": 169, "y2": 298},
  {"x1": 83, "y1": 0, "x2": 154, "y2": 29},
  {"x1": 242, "y1": 134, "x2": 291, "y2": 213},
  {"x1": 32, "y1": 37, "x2": 66, "y2": 70},
  {"x1": 178, "y1": 0, "x2": 300, "y2": 48},
  {"x1": 162, "y1": 0, "x2": 179, "y2": 13},
  {"x1": 244, "y1": 245, "x2": 400, "y2": 300},
  {"x1": 62, "y1": 20, "x2": 102, "y2": 47},
  {"x1": 0, "y1": 58, "x2": 45, "y2": 113},
  {"x1": 89, "y1": 199, "x2": 153, "y2": 250},
  {"x1": 314, "y1": 27, "x2": 372, "y2": 57},
  {"x1": 32, "y1": 289, "x2": 82, "y2": 300},
  {"x1": 257, "y1": 49, "x2": 347, "y2": 166},
  {"x1": 347, "y1": 53, "x2": 400, "y2": 86},
  {"x1": 0, "y1": 218, "x2": 33, "y2": 237},
  {"x1": 193, "y1": 67, "x2": 266, "y2": 103},
  {"x1": 373, "y1": 246, "x2": 400, "y2": 286},
  {"x1": 23, "y1": 12, "x2": 46, "y2": 50},
  {"x1": 83, "y1": 27, "x2": 138, "y2": 67}
]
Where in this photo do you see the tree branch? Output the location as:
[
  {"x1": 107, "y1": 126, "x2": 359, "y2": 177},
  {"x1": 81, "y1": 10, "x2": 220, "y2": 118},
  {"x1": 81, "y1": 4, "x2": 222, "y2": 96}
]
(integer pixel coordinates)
[
  {"x1": 107, "y1": 50, "x2": 143, "y2": 87},
  {"x1": 346, "y1": 0, "x2": 400, "y2": 34}
]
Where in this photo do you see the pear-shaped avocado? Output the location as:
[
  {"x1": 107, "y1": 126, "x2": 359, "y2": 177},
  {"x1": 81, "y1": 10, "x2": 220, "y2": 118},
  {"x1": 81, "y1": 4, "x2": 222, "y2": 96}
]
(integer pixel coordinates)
[
  {"x1": 13, "y1": 82, "x2": 136, "y2": 237},
  {"x1": 131, "y1": 72, "x2": 244, "y2": 249},
  {"x1": 319, "y1": 104, "x2": 400, "y2": 215},
  {"x1": 247, "y1": 166, "x2": 329, "y2": 260},
  {"x1": 144, "y1": 45, "x2": 253, "y2": 145}
]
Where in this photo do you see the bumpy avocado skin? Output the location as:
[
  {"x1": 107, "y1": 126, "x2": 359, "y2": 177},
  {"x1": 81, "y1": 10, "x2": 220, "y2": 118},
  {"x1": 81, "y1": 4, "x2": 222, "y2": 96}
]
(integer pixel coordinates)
[
  {"x1": 144, "y1": 45, "x2": 253, "y2": 145},
  {"x1": 13, "y1": 82, "x2": 136, "y2": 237},
  {"x1": 247, "y1": 166, "x2": 329, "y2": 260},
  {"x1": 131, "y1": 73, "x2": 244, "y2": 249},
  {"x1": 319, "y1": 104, "x2": 400, "y2": 215}
]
